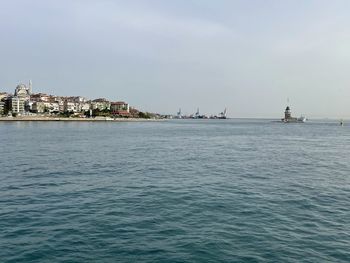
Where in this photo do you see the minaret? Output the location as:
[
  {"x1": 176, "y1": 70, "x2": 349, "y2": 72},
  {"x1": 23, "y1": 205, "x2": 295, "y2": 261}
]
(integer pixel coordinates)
[{"x1": 28, "y1": 80, "x2": 32, "y2": 95}]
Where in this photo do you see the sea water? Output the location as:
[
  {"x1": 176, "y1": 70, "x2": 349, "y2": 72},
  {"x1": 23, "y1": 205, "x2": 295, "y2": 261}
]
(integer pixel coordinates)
[{"x1": 0, "y1": 119, "x2": 349, "y2": 262}]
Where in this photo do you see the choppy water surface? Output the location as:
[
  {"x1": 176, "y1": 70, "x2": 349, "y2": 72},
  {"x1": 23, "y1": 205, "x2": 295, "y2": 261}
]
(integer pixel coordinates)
[{"x1": 0, "y1": 119, "x2": 350, "y2": 262}]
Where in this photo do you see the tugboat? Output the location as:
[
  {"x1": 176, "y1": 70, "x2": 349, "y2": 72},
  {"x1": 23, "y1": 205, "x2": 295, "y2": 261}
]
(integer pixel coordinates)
[{"x1": 281, "y1": 106, "x2": 306, "y2": 123}]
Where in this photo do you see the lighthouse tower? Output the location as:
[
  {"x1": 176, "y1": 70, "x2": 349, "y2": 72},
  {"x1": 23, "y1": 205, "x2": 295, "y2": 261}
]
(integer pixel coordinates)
[{"x1": 284, "y1": 106, "x2": 291, "y2": 120}]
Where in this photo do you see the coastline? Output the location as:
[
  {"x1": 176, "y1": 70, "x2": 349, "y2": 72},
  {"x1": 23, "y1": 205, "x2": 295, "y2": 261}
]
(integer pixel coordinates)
[{"x1": 0, "y1": 116, "x2": 163, "y2": 122}]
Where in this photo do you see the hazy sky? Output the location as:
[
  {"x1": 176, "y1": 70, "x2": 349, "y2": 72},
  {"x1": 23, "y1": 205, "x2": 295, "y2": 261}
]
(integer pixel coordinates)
[{"x1": 1, "y1": 0, "x2": 350, "y2": 118}]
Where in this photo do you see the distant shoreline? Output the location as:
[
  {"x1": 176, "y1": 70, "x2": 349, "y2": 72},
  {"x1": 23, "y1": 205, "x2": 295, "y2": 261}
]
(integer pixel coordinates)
[{"x1": 0, "y1": 117, "x2": 162, "y2": 122}]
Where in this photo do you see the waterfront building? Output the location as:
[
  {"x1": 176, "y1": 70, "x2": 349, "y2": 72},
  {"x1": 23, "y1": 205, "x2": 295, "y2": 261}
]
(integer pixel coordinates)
[
  {"x1": 10, "y1": 96, "x2": 26, "y2": 114},
  {"x1": 50, "y1": 103, "x2": 60, "y2": 113},
  {"x1": 58, "y1": 100, "x2": 65, "y2": 112},
  {"x1": 78, "y1": 102, "x2": 90, "y2": 112},
  {"x1": 0, "y1": 101, "x2": 4, "y2": 115},
  {"x1": 32, "y1": 101, "x2": 59, "y2": 113},
  {"x1": 1, "y1": 97, "x2": 11, "y2": 115},
  {"x1": 6, "y1": 82, "x2": 33, "y2": 115},
  {"x1": 111, "y1": 101, "x2": 130, "y2": 116},
  {"x1": 32, "y1": 101, "x2": 45, "y2": 113},
  {"x1": 0, "y1": 93, "x2": 11, "y2": 115},
  {"x1": 90, "y1": 98, "x2": 111, "y2": 111},
  {"x1": 64, "y1": 101, "x2": 78, "y2": 112},
  {"x1": 61, "y1": 97, "x2": 89, "y2": 113},
  {"x1": 25, "y1": 100, "x2": 33, "y2": 112}
]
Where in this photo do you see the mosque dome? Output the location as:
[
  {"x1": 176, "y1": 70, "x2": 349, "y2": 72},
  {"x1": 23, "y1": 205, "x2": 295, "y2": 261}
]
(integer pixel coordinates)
[
  {"x1": 15, "y1": 83, "x2": 29, "y2": 97},
  {"x1": 16, "y1": 84, "x2": 27, "y2": 90}
]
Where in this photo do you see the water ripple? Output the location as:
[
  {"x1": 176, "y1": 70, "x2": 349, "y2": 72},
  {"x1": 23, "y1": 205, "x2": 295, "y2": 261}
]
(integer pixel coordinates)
[{"x1": 0, "y1": 120, "x2": 350, "y2": 262}]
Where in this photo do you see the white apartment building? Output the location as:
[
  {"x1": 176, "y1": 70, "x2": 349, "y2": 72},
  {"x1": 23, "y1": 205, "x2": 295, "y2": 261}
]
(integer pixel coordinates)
[
  {"x1": 11, "y1": 96, "x2": 26, "y2": 114},
  {"x1": 32, "y1": 102, "x2": 60, "y2": 113}
]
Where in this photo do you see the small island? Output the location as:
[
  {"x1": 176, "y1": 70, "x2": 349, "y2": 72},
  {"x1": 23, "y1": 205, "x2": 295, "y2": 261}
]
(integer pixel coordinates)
[{"x1": 281, "y1": 106, "x2": 306, "y2": 123}]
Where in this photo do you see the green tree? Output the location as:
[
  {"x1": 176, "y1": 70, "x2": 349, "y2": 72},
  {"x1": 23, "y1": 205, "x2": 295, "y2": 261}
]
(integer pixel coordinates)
[{"x1": 138, "y1": 111, "x2": 150, "y2": 119}]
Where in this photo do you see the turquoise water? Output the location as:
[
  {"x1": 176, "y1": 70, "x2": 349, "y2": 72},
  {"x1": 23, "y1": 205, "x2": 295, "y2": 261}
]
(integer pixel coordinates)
[{"x1": 1, "y1": 120, "x2": 349, "y2": 262}]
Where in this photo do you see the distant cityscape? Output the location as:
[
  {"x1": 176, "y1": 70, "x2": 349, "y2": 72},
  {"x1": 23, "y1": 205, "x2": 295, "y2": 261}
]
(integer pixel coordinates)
[
  {"x1": 0, "y1": 81, "x2": 228, "y2": 120},
  {"x1": 0, "y1": 81, "x2": 159, "y2": 119}
]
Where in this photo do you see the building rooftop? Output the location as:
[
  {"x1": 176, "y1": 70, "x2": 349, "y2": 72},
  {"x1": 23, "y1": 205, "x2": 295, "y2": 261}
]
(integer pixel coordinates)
[
  {"x1": 111, "y1": 101, "x2": 127, "y2": 104},
  {"x1": 92, "y1": 98, "x2": 109, "y2": 102}
]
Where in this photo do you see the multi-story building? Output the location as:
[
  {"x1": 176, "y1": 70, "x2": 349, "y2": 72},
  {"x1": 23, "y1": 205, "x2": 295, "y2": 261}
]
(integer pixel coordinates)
[
  {"x1": 0, "y1": 93, "x2": 11, "y2": 115},
  {"x1": 78, "y1": 103, "x2": 90, "y2": 112},
  {"x1": 30, "y1": 93, "x2": 50, "y2": 102},
  {"x1": 10, "y1": 96, "x2": 26, "y2": 114},
  {"x1": 7, "y1": 82, "x2": 33, "y2": 115},
  {"x1": 32, "y1": 101, "x2": 45, "y2": 113},
  {"x1": 64, "y1": 101, "x2": 77, "y2": 112},
  {"x1": 0, "y1": 101, "x2": 4, "y2": 115},
  {"x1": 90, "y1": 98, "x2": 110, "y2": 111},
  {"x1": 49, "y1": 103, "x2": 60, "y2": 113},
  {"x1": 110, "y1": 101, "x2": 130, "y2": 116},
  {"x1": 63, "y1": 100, "x2": 90, "y2": 113},
  {"x1": 58, "y1": 100, "x2": 65, "y2": 112},
  {"x1": 32, "y1": 102, "x2": 60, "y2": 113}
]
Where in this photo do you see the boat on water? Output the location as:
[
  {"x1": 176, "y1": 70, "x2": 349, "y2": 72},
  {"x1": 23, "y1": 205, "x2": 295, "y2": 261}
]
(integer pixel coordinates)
[
  {"x1": 218, "y1": 108, "x2": 227, "y2": 119},
  {"x1": 175, "y1": 108, "x2": 182, "y2": 119},
  {"x1": 192, "y1": 108, "x2": 208, "y2": 119},
  {"x1": 281, "y1": 106, "x2": 306, "y2": 123},
  {"x1": 210, "y1": 108, "x2": 227, "y2": 119},
  {"x1": 297, "y1": 116, "x2": 307, "y2": 123},
  {"x1": 174, "y1": 108, "x2": 227, "y2": 119}
]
